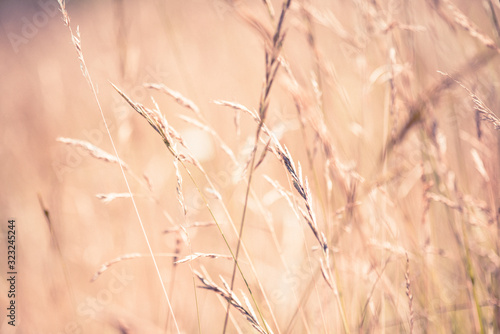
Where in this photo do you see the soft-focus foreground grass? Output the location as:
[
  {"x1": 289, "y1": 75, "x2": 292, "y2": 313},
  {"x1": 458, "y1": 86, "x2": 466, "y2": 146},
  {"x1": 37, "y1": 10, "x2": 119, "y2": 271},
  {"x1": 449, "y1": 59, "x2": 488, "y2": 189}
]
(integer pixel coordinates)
[{"x1": 1, "y1": 0, "x2": 500, "y2": 333}]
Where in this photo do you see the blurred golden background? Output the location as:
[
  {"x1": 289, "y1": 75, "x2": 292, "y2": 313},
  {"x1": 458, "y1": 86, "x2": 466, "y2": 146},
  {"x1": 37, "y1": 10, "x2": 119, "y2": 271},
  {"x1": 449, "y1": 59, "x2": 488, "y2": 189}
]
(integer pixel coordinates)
[{"x1": 1, "y1": 0, "x2": 500, "y2": 333}]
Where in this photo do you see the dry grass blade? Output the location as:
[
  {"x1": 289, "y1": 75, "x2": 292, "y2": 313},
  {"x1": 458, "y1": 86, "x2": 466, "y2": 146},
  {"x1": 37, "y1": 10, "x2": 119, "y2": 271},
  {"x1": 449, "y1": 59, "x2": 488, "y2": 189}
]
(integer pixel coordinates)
[
  {"x1": 178, "y1": 114, "x2": 237, "y2": 163},
  {"x1": 255, "y1": 138, "x2": 272, "y2": 170},
  {"x1": 214, "y1": 99, "x2": 278, "y2": 145},
  {"x1": 224, "y1": 2, "x2": 293, "y2": 332},
  {"x1": 57, "y1": 137, "x2": 129, "y2": 170},
  {"x1": 163, "y1": 222, "x2": 216, "y2": 234},
  {"x1": 28, "y1": 0, "x2": 500, "y2": 332},
  {"x1": 387, "y1": 50, "x2": 496, "y2": 153},
  {"x1": 57, "y1": 4, "x2": 180, "y2": 331},
  {"x1": 275, "y1": 145, "x2": 328, "y2": 252},
  {"x1": 205, "y1": 187, "x2": 222, "y2": 200},
  {"x1": 262, "y1": 0, "x2": 275, "y2": 18},
  {"x1": 441, "y1": 0, "x2": 499, "y2": 52},
  {"x1": 112, "y1": 84, "x2": 202, "y2": 169},
  {"x1": 320, "y1": 258, "x2": 334, "y2": 290},
  {"x1": 235, "y1": 11, "x2": 273, "y2": 50},
  {"x1": 112, "y1": 83, "x2": 171, "y2": 143},
  {"x1": 178, "y1": 114, "x2": 212, "y2": 133},
  {"x1": 174, "y1": 159, "x2": 187, "y2": 216},
  {"x1": 91, "y1": 253, "x2": 142, "y2": 282},
  {"x1": 57, "y1": 0, "x2": 91, "y2": 85},
  {"x1": 214, "y1": 100, "x2": 260, "y2": 123},
  {"x1": 426, "y1": 192, "x2": 462, "y2": 211},
  {"x1": 438, "y1": 71, "x2": 500, "y2": 131},
  {"x1": 96, "y1": 192, "x2": 133, "y2": 203},
  {"x1": 174, "y1": 253, "x2": 233, "y2": 264},
  {"x1": 263, "y1": 175, "x2": 300, "y2": 219},
  {"x1": 116, "y1": 78, "x2": 268, "y2": 331},
  {"x1": 91, "y1": 253, "x2": 178, "y2": 282},
  {"x1": 301, "y1": 2, "x2": 360, "y2": 50},
  {"x1": 145, "y1": 83, "x2": 200, "y2": 115},
  {"x1": 195, "y1": 272, "x2": 271, "y2": 334},
  {"x1": 471, "y1": 149, "x2": 490, "y2": 182}
]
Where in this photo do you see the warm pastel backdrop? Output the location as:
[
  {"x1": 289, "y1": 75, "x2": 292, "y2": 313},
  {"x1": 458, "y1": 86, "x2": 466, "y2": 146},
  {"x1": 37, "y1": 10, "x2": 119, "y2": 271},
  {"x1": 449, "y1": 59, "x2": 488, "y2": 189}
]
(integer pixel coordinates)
[{"x1": 1, "y1": 0, "x2": 499, "y2": 333}]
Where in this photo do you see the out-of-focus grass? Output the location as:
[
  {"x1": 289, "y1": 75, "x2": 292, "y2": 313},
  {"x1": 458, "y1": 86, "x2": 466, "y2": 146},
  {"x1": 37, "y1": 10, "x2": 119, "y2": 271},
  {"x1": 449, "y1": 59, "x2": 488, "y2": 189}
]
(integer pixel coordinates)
[{"x1": 1, "y1": 0, "x2": 499, "y2": 333}]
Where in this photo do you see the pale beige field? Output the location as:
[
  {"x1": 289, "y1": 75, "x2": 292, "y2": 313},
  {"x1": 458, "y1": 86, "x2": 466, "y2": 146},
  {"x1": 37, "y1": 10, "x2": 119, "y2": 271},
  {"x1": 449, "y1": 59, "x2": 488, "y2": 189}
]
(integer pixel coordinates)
[{"x1": 1, "y1": 0, "x2": 500, "y2": 333}]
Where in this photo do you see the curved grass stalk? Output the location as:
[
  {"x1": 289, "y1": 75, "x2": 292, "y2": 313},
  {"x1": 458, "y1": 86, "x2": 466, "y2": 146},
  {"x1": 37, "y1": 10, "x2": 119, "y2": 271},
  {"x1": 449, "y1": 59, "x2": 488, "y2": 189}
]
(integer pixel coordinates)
[
  {"x1": 224, "y1": 1, "x2": 293, "y2": 332},
  {"x1": 57, "y1": 1, "x2": 180, "y2": 332},
  {"x1": 112, "y1": 83, "x2": 275, "y2": 332}
]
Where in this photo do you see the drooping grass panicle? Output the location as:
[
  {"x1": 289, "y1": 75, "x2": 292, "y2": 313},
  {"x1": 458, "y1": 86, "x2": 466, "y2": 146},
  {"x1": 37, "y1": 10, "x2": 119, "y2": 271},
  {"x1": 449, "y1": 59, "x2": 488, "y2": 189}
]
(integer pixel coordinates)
[
  {"x1": 195, "y1": 271, "x2": 272, "y2": 334},
  {"x1": 116, "y1": 74, "x2": 277, "y2": 331},
  {"x1": 440, "y1": 0, "x2": 499, "y2": 52},
  {"x1": 91, "y1": 253, "x2": 181, "y2": 282},
  {"x1": 437, "y1": 71, "x2": 500, "y2": 131},
  {"x1": 58, "y1": 0, "x2": 91, "y2": 86},
  {"x1": 111, "y1": 83, "x2": 174, "y2": 149},
  {"x1": 214, "y1": 100, "x2": 259, "y2": 122},
  {"x1": 57, "y1": 137, "x2": 130, "y2": 170},
  {"x1": 387, "y1": 50, "x2": 496, "y2": 152},
  {"x1": 174, "y1": 253, "x2": 233, "y2": 265},
  {"x1": 91, "y1": 253, "x2": 142, "y2": 282},
  {"x1": 145, "y1": 83, "x2": 200, "y2": 115},
  {"x1": 223, "y1": 2, "x2": 293, "y2": 332},
  {"x1": 273, "y1": 144, "x2": 328, "y2": 252}
]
